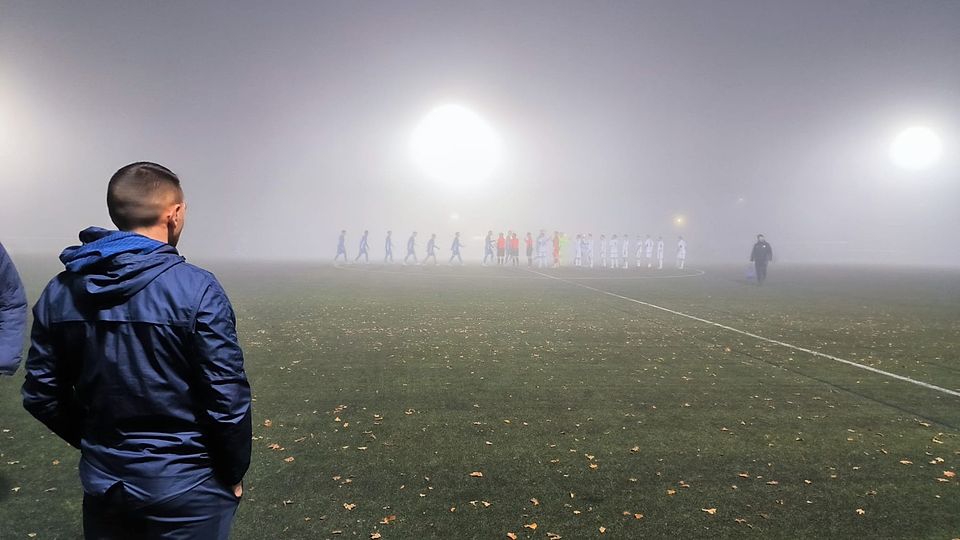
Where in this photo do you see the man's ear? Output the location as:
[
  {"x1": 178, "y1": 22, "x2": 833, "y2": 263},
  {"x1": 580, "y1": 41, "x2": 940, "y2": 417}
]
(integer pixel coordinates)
[{"x1": 168, "y1": 201, "x2": 184, "y2": 226}]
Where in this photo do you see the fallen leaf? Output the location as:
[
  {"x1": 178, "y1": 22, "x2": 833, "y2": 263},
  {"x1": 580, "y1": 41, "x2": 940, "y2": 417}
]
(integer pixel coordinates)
[
  {"x1": 469, "y1": 471, "x2": 484, "y2": 478},
  {"x1": 899, "y1": 460, "x2": 913, "y2": 465},
  {"x1": 371, "y1": 533, "x2": 382, "y2": 539},
  {"x1": 599, "y1": 526, "x2": 607, "y2": 533},
  {"x1": 523, "y1": 523, "x2": 538, "y2": 530},
  {"x1": 666, "y1": 489, "x2": 676, "y2": 496},
  {"x1": 263, "y1": 419, "x2": 273, "y2": 427},
  {"x1": 380, "y1": 515, "x2": 397, "y2": 524},
  {"x1": 856, "y1": 508, "x2": 865, "y2": 515},
  {"x1": 530, "y1": 498, "x2": 540, "y2": 506},
  {"x1": 944, "y1": 471, "x2": 956, "y2": 478},
  {"x1": 634, "y1": 513, "x2": 644, "y2": 520},
  {"x1": 702, "y1": 508, "x2": 717, "y2": 515},
  {"x1": 284, "y1": 456, "x2": 295, "y2": 463},
  {"x1": 507, "y1": 534, "x2": 518, "y2": 540},
  {"x1": 343, "y1": 503, "x2": 357, "y2": 511}
]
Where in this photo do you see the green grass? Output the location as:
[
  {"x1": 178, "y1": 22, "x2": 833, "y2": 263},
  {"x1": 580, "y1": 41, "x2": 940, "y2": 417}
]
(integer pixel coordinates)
[{"x1": 1, "y1": 261, "x2": 958, "y2": 539}]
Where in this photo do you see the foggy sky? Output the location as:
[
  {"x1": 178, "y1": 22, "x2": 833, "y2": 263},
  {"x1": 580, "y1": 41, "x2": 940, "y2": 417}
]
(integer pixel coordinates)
[{"x1": 1, "y1": 0, "x2": 958, "y2": 264}]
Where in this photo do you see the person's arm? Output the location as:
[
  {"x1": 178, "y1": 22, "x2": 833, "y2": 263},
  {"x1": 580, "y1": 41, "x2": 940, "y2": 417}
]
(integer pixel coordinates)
[
  {"x1": 0, "y1": 244, "x2": 28, "y2": 375},
  {"x1": 749, "y1": 244, "x2": 756, "y2": 262},
  {"x1": 21, "y1": 289, "x2": 83, "y2": 448},
  {"x1": 768, "y1": 244, "x2": 773, "y2": 263},
  {"x1": 192, "y1": 280, "x2": 252, "y2": 489}
]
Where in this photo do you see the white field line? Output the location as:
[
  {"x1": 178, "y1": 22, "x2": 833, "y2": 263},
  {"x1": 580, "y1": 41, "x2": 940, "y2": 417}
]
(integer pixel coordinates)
[{"x1": 528, "y1": 269, "x2": 960, "y2": 399}]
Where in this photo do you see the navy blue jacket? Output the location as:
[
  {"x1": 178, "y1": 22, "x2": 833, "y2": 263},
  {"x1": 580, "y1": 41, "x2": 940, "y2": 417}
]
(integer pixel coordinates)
[
  {"x1": 0, "y1": 242, "x2": 28, "y2": 375},
  {"x1": 22, "y1": 227, "x2": 251, "y2": 504}
]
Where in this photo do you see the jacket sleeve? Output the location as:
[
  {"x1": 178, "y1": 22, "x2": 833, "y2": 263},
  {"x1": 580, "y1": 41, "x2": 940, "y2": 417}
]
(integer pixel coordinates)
[
  {"x1": 21, "y1": 289, "x2": 83, "y2": 448},
  {"x1": 192, "y1": 280, "x2": 252, "y2": 486},
  {"x1": 0, "y1": 244, "x2": 28, "y2": 375}
]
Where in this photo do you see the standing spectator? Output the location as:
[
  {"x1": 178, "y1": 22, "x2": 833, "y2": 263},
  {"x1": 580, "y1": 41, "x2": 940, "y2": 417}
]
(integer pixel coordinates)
[
  {"x1": 21, "y1": 162, "x2": 251, "y2": 539},
  {"x1": 0, "y1": 241, "x2": 27, "y2": 375}
]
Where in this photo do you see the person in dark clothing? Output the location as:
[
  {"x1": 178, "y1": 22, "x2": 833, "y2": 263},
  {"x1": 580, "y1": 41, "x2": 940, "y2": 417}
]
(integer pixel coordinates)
[
  {"x1": 0, "y1": 241, "x2": 28, "y2": 375},
  {"x1": 22, "y1": 162, "x2": 251, "y2": 540},
  {"x1": 749, "y1": 234, "x2": 774, "y2": 285}
]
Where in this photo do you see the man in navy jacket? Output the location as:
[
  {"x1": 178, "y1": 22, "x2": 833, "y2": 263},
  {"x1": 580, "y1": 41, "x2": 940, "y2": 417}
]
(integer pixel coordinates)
[
  {"x1": 0, "y1": 241, "x2": 27, "y2": 375},
  {"x1": 22, "y1": 162, "x2": 252, "y2": 539},
  {"x1": 750, "y1": 234, "x2": 774, "y2": 285}
]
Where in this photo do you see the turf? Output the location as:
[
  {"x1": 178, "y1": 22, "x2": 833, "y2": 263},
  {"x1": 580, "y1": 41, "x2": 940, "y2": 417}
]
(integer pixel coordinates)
[{"x1": 1, "y1": 261, "x2": 958, "y2": 539}]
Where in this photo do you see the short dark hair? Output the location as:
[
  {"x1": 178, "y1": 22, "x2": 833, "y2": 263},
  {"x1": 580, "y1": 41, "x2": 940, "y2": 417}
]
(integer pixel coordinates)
[{"x1": 107, "y1": 162, "x2": 183, "y2": 230}]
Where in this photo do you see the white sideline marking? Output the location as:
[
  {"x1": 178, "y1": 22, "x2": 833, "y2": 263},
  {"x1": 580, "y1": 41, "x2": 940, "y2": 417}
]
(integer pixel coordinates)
[{"x1": 528, "y1": 270, "x2": 960, "y2": 399}]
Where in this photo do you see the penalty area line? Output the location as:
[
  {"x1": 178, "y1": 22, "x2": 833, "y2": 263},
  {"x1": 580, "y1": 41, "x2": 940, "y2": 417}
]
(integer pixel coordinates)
[{"x1": 527, "y1": 269, "x2": 960, "y2": 399}]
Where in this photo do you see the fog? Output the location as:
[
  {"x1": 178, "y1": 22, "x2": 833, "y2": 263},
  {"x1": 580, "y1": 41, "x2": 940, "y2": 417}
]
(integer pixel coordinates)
[{"x1": 1, "y1": 0, "x2": 958, "y2": 264}]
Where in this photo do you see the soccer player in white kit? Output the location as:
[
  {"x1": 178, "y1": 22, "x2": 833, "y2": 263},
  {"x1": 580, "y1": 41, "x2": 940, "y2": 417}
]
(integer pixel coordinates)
[
  {"x1": 599, "y1": 234, "x2": 607, "y2": 268},
  {"x1": 621, "y1": 234, "x2": 630, "y2": 269},
  {"x1": 635, "y1": 234, "x2": 644, "y2": 269},
  {"x1": 609, "y1": 234, "x2": 619, "y2": 269},
  {"x1": 644, "y1": 235, "x2": 654, "y2": 268},
  {"x1": 574, "y1": 234, "x2": 583, "y2": 267},
  {"x1": 586, "y1": 233, "x2": 594, "y2": 268},
  {"x1": 656, "y1": 236, "x2": 665, "y2": 269},
  {"x1": 536, "y1": 231, "x2": 548, "y2": 268},
  {"x1": 676, "y1": 236, "x2": 687, "y2": 269}
]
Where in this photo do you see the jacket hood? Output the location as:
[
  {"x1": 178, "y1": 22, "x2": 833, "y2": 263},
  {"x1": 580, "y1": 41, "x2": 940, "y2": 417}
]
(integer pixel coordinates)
[{"x1": 59, "y1": 227, "x2": 184, "y2": 304}]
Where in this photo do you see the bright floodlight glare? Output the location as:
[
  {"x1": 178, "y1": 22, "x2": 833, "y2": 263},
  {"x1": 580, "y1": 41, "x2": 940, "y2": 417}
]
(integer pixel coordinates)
[
  {"x1": 890, "y1": 126, "x2": 943, "y2": 171},
  {"x1": 674, "y1": 215, "x2": 686, "y2": 226},
  {"x1": 410, "y1": 104, "x2": 502, "y2": 184}
]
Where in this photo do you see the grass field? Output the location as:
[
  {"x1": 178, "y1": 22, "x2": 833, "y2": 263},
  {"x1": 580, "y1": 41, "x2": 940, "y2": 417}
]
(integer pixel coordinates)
[{"x1": 1, "y1": 260, "x2": 959, "y2": 539}]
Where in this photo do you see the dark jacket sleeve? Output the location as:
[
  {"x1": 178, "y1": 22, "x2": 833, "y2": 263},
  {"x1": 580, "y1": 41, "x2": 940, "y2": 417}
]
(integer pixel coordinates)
[
  {"x1": 192, "y1": 280, "x2": 252, "y2": 486},
  {"x1": 21, "y1": 288, "x2": 83, "y2": 448},
  {"x1": 0, "y1": 243, "x2": 28, "y2": 375},
  {"x1": 749, "y1": 244, "x2": 757, "y2": 262}
]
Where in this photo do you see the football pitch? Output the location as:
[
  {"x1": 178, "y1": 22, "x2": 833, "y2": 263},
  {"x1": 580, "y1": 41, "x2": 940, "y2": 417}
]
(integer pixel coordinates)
[{"x1": 1, "y1": 261, "x2": 958, "y2": 539}]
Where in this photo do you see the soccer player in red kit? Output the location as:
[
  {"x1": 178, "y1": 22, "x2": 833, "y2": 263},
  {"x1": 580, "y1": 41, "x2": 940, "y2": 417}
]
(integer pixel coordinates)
[
  {"x1": 509, "y1": 233, "x2": 520, "y2": 266},
  {"x1": 496, "y1": 233, "x2": 506, "y2": 265}
]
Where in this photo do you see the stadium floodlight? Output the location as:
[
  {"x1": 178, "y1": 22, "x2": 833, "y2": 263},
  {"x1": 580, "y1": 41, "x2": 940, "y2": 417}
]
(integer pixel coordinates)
[
  {"x1": 410, "y1": 104, "x2": 502, "y2": 184},
  {"x1": 890, "y1": 126, "x2": 942, "y2": 171}
]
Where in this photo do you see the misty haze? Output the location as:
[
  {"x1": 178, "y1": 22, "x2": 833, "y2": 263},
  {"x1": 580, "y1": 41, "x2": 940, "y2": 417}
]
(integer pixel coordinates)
[{"x1": 1, "y1": 1, "x2": 958, "y2": 539}]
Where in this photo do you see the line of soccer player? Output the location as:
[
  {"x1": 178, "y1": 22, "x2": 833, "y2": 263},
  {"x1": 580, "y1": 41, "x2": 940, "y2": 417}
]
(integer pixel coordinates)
[{"x1": 335, "y1": 229, "x2": 688, "y2": 269}]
